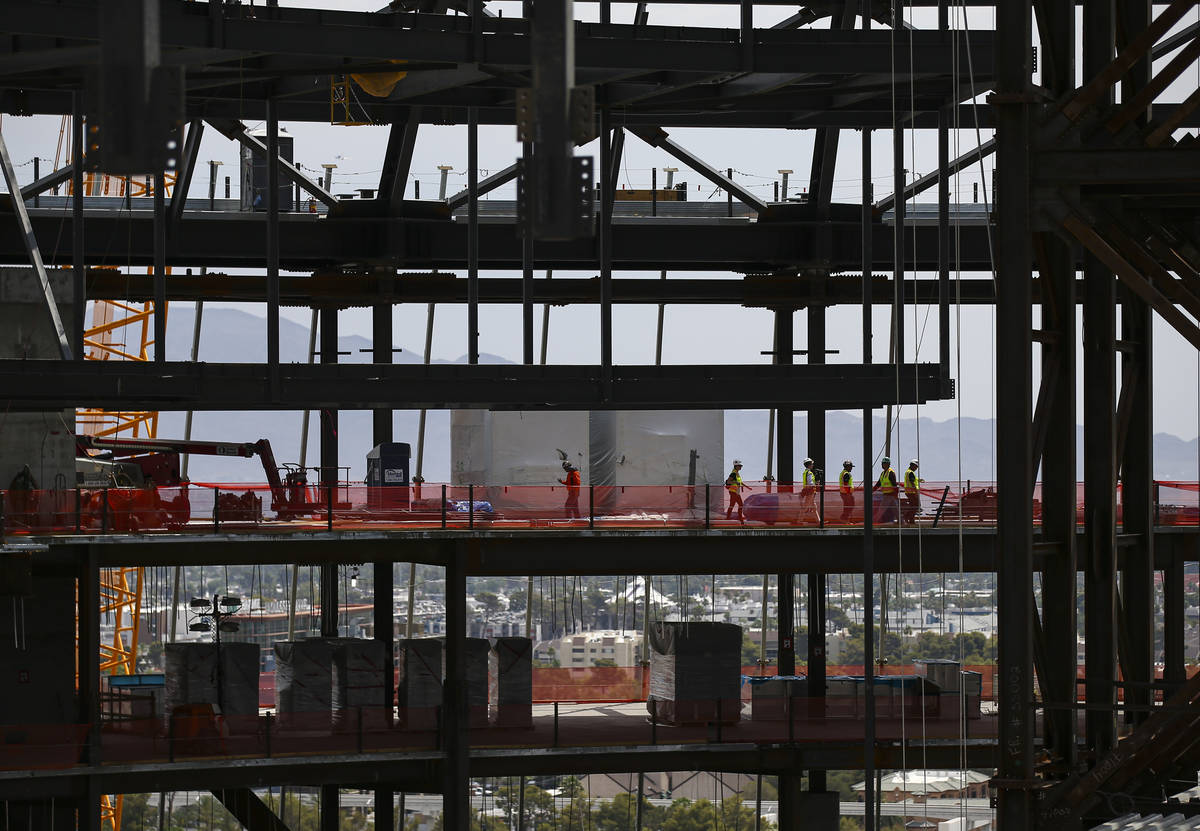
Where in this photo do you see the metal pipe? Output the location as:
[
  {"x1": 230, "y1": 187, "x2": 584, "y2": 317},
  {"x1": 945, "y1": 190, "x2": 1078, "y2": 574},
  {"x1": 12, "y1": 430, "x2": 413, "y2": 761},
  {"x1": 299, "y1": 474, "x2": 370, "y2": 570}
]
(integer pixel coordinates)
[
  {"x1": 298, "y1": 308, "x2": 318, "y2": 470},
  {"x1": 540, "y1": 270, "x2": 553, "y2": 364},
  {"x1": 266, "y1": 99, "x2": 281, "y2": 394},
  {"x1": 416, "y1": 303, "x2": 436, "y2": 480},
  {"x1": 406, "y1": 563, "x2": 417, "y2": 638}
]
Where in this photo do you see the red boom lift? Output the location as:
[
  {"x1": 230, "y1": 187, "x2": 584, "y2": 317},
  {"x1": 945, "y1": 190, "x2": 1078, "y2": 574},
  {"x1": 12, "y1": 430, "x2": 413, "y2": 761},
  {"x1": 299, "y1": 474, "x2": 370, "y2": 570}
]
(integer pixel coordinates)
[{"x1": 76, "y1": 435, "x2": 320, "y2": 529}]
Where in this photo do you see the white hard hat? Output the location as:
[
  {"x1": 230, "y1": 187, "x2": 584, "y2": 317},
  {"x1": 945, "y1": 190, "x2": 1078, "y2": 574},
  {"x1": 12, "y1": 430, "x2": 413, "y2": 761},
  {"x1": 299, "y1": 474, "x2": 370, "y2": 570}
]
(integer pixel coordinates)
[
  {"x1": 733, "y1": 459, "x2": 743, "y2": 466},
  {"x1": 910, "y1": 459, "x2": 919, "y2": 466},
  {"x1": 843, "y1": 459, "x2": 854, "y2": 467},
  {"x1": 803, "y1": 457, "x2": 814, "y2": 466}
]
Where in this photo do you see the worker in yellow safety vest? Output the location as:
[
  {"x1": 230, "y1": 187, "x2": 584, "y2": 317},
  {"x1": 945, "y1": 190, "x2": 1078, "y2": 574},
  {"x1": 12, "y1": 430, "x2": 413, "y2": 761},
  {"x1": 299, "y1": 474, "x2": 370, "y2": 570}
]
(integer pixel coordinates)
[
  {"x1": 875, "y1": 456, "x2": 899, "y2": 524},
  {"x1": 902, "y1": 459, "x2": 923, "y2": 523},
  {"x1": 725, "y1": 460, "x2": 752, "y2": 524},
  {"x1": 838, "y1": 460, "x2": 855, "y2": 523},
  {"x1": 800, "y1": 457, "x2": 821, "y2": 524}
]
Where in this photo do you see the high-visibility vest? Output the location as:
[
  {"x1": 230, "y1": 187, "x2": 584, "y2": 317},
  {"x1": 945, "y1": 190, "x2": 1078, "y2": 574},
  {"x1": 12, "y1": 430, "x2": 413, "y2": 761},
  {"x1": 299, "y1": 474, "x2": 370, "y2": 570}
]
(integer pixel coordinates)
[
  {"x1": 877, "y1": 468, "x2": 897, "y2": 495},
  {"x1": 802, "y1": 468, "x2": 817, "y2": 488},
  {"x1": 565, "y1": 470, "x2": 581, "y2": 494},
  {"x1": 904, "y1": 468, "x2": 920, "y2": 494},
  {"x1": 840, "y1": 470, "x2": 854, "y2": 493},
  {"x1": 726, "y1": 470, "x2": 743, "y2": 493}
]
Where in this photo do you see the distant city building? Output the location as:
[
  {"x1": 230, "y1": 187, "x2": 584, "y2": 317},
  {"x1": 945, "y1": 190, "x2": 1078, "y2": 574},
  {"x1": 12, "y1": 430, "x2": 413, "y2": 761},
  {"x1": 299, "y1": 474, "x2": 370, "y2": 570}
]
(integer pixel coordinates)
[
  {"x1": 853, "y1": 770, "x2": 991, "y2": 803},
  {"x1": 538, "y1": 630, "x2": 642, "y2": 667}
]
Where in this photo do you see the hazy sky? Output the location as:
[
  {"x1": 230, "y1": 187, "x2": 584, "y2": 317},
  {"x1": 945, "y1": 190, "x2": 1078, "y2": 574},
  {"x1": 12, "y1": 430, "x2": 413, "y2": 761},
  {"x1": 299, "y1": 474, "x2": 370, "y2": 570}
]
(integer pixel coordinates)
[{"x1": 3, "y1": 2, "x2": 1199, "y2": 442}]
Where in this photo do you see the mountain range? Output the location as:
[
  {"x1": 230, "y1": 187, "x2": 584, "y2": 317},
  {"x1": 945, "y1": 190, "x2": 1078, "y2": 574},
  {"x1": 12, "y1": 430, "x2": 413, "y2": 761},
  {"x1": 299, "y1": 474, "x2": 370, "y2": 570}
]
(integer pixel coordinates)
[{"x1": 149, "y1": 307, "x2": 1198, "y2": 484}]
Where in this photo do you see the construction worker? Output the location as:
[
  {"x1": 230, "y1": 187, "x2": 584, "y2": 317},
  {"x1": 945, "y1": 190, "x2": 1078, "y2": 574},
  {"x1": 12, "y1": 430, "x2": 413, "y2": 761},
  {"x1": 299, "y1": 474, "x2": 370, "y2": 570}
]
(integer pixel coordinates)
[
  {"x1": 558, "y1": 461, "x2": 581, "y2": 519},
  {"x1": 875, "y1": 456, "x2": 899, "y2": 524},
  {"x1": 838, "y1": 460, "x2": 855, "y2": 523},
  {"x1": 902, "y1": 459, "x2": 923, "y2": 523},
  {"x1": 800, "y1": 457, "x2": 821, "y2": 524},
  {"x1": 725, "y1": 459, "x2": 752, "y2": 523}
]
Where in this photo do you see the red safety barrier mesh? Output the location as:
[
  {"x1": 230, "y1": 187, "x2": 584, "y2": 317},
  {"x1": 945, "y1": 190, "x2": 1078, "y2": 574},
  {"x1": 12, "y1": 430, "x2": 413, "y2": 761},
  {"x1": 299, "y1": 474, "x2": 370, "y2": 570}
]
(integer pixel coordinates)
[{"x1": 4, "y1": 480, "x2": 1196, "y2": 535}]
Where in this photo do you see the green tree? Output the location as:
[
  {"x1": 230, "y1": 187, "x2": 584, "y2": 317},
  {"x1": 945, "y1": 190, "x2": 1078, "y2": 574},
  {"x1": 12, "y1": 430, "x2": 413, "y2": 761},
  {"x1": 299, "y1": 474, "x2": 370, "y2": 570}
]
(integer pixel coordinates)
[
  {"x1": 593, "y1": 793, "x2": 665, "y2": 831},
  {"x1": 475, "y1": 591, "x2": 504, "y2": 615}
]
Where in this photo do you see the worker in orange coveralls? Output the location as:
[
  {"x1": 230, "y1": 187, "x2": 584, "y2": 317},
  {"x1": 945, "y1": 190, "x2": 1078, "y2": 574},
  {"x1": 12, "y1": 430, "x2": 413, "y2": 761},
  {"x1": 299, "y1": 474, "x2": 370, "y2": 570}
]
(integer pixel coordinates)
[{"x1": 558, "y1": 461, "x2": 581, "y2": 519}]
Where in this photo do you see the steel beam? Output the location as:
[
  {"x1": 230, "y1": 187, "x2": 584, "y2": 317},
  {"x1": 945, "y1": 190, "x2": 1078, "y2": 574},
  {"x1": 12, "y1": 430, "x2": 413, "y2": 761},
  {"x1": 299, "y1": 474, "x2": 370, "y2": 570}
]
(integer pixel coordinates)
[
  {"x1": 0, "y1": 127, "x2": 72, "y2": 360},
  {"x1": 168, "y1": 120, "x2": 204, "y2": 227},
  {"x1": 19, "y1": 164, "x2": 74, "y2": 202},
  {"x1": 154, "y1": 171, "x2": 167, "y2": 362},
  {"x1": 993, "y1": 0, "x2": 1035, "y2": 824},
  {"x1": 378, "y1": 108, "x2": 422, "y2": 211},
  {"x1": 81, "y1": 270, "x2": 1018, "y2": 307},
  {"x1": 211, "y1": 789, "x2": 290, "y2": 831},
  {"x1": 874, "y1": 139, "x2": 995, "y2": 213},
  {"x1": 446, "y1": 163, "x2": 519, "y2": 210},
  {"x1": 629, "y1": 127, "x2": 769, "y2": 213},
  {"x1": 3, "y1": 212, "x2": 1002, "y2": 272},
  {"x1": 206, "y1": 118, "x2": 337, "y2": 208},
  {"x1": 0, "y1": 359, "x2": 952, "y2": 411}
]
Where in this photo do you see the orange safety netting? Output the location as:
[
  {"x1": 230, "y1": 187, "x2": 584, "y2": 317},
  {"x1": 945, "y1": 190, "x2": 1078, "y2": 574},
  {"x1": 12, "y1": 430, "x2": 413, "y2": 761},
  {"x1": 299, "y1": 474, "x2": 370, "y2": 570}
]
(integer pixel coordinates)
[{"x1": 2, "y1": 481, "x2": 1197, "y2": 536}]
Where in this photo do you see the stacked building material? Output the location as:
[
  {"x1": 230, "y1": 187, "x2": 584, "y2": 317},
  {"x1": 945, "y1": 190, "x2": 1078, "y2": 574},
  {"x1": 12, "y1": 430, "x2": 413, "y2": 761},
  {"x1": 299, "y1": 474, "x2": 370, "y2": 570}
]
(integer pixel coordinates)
[
  {"x1": 825, "y1": 676, "x2": 860, "y2": 718},
  {"x1": 647, "y1": 621, "x2": 741, "y2": 725},
  {"x1": 489, "y1": 637, "x2": 533, "y2": 727},
  {"x1": 447, "y1": 638, "x2": 492, "y2": 728},
  {"x1": 331, "y1": 638, "x2": 390, "y2": 731},
  {"x1": 397, "y1": 638, "x2": 443, "y2": 730},
  {"x1": 746, "y1": 675, "x2": 808, "y2": 721},
  {"x1": 164, "y1": 643, "x2": 260, "y2": 719},
  {"x1": 274, "y1": 640, "x2": 337, "y2": 729},
  {"x1": 916, "y1": 660, "x2": 983, "y2": 721}
]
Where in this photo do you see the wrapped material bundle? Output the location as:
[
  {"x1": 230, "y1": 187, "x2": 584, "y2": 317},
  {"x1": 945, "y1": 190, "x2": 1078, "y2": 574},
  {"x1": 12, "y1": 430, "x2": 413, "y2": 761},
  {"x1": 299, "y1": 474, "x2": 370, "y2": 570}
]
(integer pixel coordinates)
[
  {"x1": 274, "y1": 640, "x2": 336, "y2": 729},
  {"x1": 164, "y1": 642, "x2": 259, "y2": 718},
  {"x1": 489, "y1": 637, "x2": 532, "y2": 727},
  {"x1": 747, "y1": 675, "x2": 808, "y2": 721},
  {"x1": 647, "y1": 622, "x2": 741, "y2": 725},
  {"x1": 397, "y1": 638, "x2": 443, "y2": 729},
  {"x1": 332, "y1": 638, "x2": 390, "y2": 731}
]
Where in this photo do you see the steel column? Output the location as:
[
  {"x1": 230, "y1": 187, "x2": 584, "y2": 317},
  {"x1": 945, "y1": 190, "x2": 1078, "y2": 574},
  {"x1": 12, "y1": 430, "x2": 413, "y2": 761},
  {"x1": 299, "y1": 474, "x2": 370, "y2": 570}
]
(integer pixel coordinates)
[
  {"x1": 1082, "y1": 0, "x2": 1118, "y2": 760},
  {"x1": 994, "y1": 0, "x2": 1036, "y2": 825},
  {"x1": 1040, "y1": 239, "x2": 1078, "y2": 763},
  {"x1": 1038, "y1": 0, "x2": 1078, "y2": 764},
  {"x1": 71, "y1": 94, "x2": 84, "y2": 360},
  {"x1": 468, "y1": 108, "x2": 479, "y2": 365},
  {"x1": 522, "y1": 139, "x2": 535, "y2": 365},
  {"x1": 374, "y1": 556, "x2": 394, "y2": 831},
  {"x1": 443, "y1": 544, "x2": 470, "y2": 831},
  {"x1": 1120, "y1": 283, "x2": 1153, "y2": 725},
  {"x1": 1118, "y1": 0, "x2": 1155, "y2": 731},
  {"x1": 891, "y1": 0, "x2": 906, "y2": 367},
  {"x1": 600, "y1": 108, "x2": 615, "y2": 396},
  {"x1": 860, "y1": 29, "x2": 876, "y2": 814},
  {"x1": 1164, "y1": 552, "x2": 1186, "y2": 690},
  {"x1": 776, "y1": 306, "x2": 795, "y2": 676},
  {"x1": 0, "y1": 127, "x2": 71, "y2": 360},
  {"x1": 153, "y1": 171, "x2": 167, "y2": 362},
  {"x1": 372, "y1": 298, "x2": 394, "y2": 445},
  {"x1": 806, "y1": 304, "x2": 827, "y2": 791}
]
